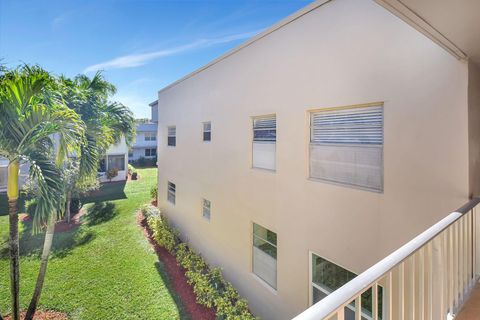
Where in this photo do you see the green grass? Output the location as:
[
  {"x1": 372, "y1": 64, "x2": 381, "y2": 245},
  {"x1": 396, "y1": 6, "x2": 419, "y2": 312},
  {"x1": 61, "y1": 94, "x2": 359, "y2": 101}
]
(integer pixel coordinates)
[{"x1": 0, "y1": 168, "x2": 189, "y2": 319}]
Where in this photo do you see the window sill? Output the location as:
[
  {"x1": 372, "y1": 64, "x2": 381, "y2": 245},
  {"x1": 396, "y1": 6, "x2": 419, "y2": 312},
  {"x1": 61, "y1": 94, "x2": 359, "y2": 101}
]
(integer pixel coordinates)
[
  {"x1": 250, "y1": 273, "x2": 278, "y2": 295},
  {"x1": 251, "y1": 167, "x2": 276, "y2": 174}
]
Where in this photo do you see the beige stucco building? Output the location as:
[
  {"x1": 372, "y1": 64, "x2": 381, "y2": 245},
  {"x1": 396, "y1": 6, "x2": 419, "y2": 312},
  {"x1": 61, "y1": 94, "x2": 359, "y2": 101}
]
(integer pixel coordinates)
[{"x1": 155, "y1": 0, "x2": 480, "y2": 319}]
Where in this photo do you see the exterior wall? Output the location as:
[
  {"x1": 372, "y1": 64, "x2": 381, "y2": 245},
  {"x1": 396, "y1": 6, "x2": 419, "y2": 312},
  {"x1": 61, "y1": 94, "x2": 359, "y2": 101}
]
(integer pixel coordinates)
[
  {"x1": 100, "y1": 137, "x2": 128, "y2": 182},
  {"x1": 156, "y1": 0, "x2": 470, "y2": 318},
  {"x1": 129, "y1": 123, "x2": 158, "y2": 161},
  {"x1": 151, "y1": 104, "x2": 158, "y2": 122},
  {"x1": 468, "y1": 61, "x2": 480, "y2": 196}
]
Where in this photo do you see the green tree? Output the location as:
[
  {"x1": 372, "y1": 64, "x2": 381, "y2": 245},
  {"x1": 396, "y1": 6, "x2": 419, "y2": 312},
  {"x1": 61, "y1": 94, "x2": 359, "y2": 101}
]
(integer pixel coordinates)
[
  {"x1": 0, "y1": 65, "x2": 83, "y2": 320},
  {"x1": 25, "y1": 71, "x2": 135, "y2": 319}
]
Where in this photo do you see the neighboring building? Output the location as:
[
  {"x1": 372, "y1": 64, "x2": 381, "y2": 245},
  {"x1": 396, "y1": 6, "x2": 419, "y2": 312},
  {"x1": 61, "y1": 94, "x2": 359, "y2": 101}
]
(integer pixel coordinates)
[
  {"x1": 155, "y1": 0, "x2": 480, "y2": 319},
  {"x1": 0, "y1": 158, "x2": 30, "y2": 193},
  {"x1": 128, "y1": 101, "x2": 158, "y2": 162},
  {"x1": 98, "y1": 136, "x2": 129, "y2": 183}
]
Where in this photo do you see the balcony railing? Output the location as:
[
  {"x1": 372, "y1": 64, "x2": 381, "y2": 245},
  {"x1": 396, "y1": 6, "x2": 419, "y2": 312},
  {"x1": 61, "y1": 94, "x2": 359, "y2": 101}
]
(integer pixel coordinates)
[{"x1": 293, "y1": 198, "x2": 480, "y2": 320}]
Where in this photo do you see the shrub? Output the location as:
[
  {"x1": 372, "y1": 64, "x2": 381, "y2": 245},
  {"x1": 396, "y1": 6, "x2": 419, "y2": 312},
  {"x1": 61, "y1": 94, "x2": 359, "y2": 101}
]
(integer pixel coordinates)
[
  {"x1": 70, "y1": 198, "x2": 81, "y2": 214},
  {"x1": 142, "y1": 204, "x2": 257, "y2": 319},
  {"x1": 150, "y1": 185, "x2": 158, "y2": 200},
  {"x1": 128, "y1": 164, "x2": 134, "y2": 175},
  {"x1": 106, "y1": 168, "x2": 119, "y2": 182},
  {"x1": 131, "y1": 171, "x2": 138, "y2": 180}
]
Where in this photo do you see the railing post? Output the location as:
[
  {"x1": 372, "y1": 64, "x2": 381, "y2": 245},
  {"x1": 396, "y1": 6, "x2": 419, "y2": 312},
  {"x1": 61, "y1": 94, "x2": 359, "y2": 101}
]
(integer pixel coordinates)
[{"x1": 431, "y1": 235, "x2": 445, "y2": 320}]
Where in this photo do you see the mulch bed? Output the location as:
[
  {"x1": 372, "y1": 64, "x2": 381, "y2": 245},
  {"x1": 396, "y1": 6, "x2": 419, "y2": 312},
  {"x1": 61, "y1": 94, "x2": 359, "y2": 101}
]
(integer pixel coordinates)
[
  {"x1": 20, "y1": 209, "x2": 86, "y2": 234},
  {"x1": 137, "y1": 212, "x2": 216, "y2": 320},
  {"x1": 4, "y1": 310, "x2": 68, "y2": 320}
]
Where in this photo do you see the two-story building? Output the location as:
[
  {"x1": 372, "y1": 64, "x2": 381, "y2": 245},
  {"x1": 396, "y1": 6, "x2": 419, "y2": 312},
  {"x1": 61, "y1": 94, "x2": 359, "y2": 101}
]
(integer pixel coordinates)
[
  {"x1": 155, "y1": 0, "x2": 480, "y2": 319},
  {"x1": 128, "y1": 101, "x2": 158, "y2": 162}
]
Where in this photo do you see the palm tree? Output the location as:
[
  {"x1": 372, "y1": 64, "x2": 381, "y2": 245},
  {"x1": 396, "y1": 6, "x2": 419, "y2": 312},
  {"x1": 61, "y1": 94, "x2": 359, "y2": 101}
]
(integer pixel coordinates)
[
  {"x1": 24, "y1": 71, "x2": 135, "y2": 320},
  {"x1": 0, "y1": 65, "x2": 84, "y2": 320}
]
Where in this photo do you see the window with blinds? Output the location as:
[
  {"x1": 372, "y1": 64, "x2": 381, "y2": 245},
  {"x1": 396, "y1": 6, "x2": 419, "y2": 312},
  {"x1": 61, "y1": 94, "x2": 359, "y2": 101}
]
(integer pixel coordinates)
[
  {"x1": 168, "y1": 126, "x2": 176, "y2": 146},
  {"x1": 167, "y1": 181, "x2": 176, "y2": 204},
  {"x1": 252, "y1": 115, "x2": 276, "y2": 170},
  {"x1": 203, "y1": 122, "x2": 211, "y2": 141},
  {"x1": 309, "y1": 105, "x2": 383, "y2": 191}
]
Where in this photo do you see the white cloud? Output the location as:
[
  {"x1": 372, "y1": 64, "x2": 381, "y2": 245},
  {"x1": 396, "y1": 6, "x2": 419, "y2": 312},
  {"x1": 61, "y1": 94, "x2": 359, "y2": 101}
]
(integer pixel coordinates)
[{"x1": 83, "y1": 29, "x2": 262, "y2": 73}]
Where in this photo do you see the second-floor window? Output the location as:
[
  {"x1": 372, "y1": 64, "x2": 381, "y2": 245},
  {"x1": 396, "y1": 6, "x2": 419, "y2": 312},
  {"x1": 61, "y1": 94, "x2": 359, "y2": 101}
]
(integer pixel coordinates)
[
  {"x1": 168, "y1": 126, "x2": 176, "y2": 146},
  {"x1": 309, "y1": 104, "x2": 383, "y2": 192},
  {"x1": 144, "y1": 132, "x2": 156, "y2": 141},
  {"x1": 203, "y1": 122, "x2": 211, "y2": 141},
  {"x1": 252, "y1": 115, "x2": 276, "y2": 171}
]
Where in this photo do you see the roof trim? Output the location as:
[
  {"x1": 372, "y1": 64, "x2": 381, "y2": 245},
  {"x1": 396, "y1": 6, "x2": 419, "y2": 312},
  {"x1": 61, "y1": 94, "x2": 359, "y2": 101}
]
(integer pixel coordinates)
[
  {"x1": 149, "y1": 100, "x2": 158, "y2": 107},
  {"x1": 157, "y1": 0, "x2": 332, "y2": 95},
  {"x1": 374, "y1": 0, "x2": 467, "y2": 60}
]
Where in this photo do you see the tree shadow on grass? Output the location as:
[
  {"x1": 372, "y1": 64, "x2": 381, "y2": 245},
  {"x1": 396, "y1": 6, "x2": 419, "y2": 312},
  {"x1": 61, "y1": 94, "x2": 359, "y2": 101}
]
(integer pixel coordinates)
[
  {"x1": 84, "y1": 202, "x2": 118, "y2": 226},
  {"x1": 154, "y1": 262, "x2": 191, "y2": 320},
  {"x1": 0, "y1": 220, "x2": 95, "y2": 259},
  {"x1": 81, "y1": 181, "x2": 127, "y2": 205}
]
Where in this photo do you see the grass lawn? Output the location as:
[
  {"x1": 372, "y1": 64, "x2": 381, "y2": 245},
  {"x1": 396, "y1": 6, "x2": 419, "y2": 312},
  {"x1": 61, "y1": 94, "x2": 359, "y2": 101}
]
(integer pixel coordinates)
[{"x1": 0, "y1": 167, "x2": 189, "y2": 319}]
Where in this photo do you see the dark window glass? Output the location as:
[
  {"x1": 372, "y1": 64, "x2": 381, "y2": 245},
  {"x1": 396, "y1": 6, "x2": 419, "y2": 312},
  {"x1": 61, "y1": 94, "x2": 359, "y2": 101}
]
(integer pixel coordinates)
[
  {"x1": 203, "y1": 131, "x2": 211, "y2": 141},
  {"x1": 168, "y1": 137, "x2": 176, "y2": 146}
]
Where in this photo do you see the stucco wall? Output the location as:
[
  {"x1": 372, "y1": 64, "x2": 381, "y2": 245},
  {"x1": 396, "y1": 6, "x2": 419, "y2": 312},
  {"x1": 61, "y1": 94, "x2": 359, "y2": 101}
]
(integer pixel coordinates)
[{"x1": 156, "y1": 0, "x2": 470, "y2": 318}]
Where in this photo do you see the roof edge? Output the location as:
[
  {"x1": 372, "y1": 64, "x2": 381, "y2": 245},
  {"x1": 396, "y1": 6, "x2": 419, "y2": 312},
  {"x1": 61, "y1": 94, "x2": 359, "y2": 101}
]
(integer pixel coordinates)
[{"x1": 157, "y1": 0, "x2": 332, "y2": 95}]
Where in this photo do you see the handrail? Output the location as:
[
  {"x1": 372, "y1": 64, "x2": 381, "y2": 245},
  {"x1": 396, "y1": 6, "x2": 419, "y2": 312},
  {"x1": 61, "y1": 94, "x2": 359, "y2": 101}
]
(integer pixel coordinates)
[{"x1": 293, "y1": 198, "x2": 480, "y2": 320}]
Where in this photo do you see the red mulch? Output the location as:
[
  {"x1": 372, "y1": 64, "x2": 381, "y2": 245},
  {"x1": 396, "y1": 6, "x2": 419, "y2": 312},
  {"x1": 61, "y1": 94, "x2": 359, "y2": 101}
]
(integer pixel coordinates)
[
  {"x1": 54, "y1": 209, "x2": 87, "y2": 233},
  {"x1": 20, "y1": 209, "x2": 86, "y2": 233},
  {"x1": 137, "y1": 212, "x2": 216, "y2": 320},
  {"x1": 4, "y1": 310, "x2": 68, "y2": 320}
]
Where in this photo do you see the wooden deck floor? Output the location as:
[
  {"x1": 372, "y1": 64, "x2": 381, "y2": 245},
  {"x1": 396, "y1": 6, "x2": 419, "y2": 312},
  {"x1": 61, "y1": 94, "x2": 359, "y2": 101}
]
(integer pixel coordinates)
[{"x1": 456, "y1": 282, "x2": 480, "y2": 320}]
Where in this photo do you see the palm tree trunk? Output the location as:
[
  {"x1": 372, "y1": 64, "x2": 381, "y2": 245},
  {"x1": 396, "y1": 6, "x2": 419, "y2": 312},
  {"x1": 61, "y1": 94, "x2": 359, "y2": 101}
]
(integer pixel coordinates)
[
  {"x1": 7, "y1": 160, "x2": 20, "y2": 320},
  {"x1": 24, "y1": 220, "x2": 55, "y2": 320},
  {"x1": 65, "y1": 192, "x2": 71, "y2": 224}
]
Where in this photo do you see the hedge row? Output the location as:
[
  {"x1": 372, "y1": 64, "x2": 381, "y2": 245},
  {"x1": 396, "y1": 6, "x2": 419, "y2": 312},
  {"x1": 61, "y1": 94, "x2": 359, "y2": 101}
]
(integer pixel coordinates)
[{"x1": 140, "y1": 204, "x2": 258, "y2": 320}]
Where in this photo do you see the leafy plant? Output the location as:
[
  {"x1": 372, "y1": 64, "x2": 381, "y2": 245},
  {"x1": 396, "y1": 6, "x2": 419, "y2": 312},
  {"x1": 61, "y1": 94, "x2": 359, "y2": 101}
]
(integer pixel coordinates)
[
  {"x1": 106, "y1": 168, "x2": 119, "y2": 182},
  {"x1": 143, "y1": 205, "x2": 257, "y2": 319},
  {"x1": 150, "y1": 185, "x2": 158, "y2": 200}
]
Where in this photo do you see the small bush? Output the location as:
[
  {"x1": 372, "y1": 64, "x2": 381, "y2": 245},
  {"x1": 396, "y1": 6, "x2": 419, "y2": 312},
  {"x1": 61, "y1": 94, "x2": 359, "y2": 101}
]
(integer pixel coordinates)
[
  {"x1": 142, "y1": 204, "x2": 257, "y2": 319},
  {"x1": 128, "y1": 164, "x2": 134, "y2": 175},
  {"x1": 106, "y1": 168, "x2": 119, "y2": 181},
  {"x1": 131, "y1": 171, "x2": 138, "y2": 180},
  {"x1": 150, "y1": 185, "x2": 158, "y2": 200}
]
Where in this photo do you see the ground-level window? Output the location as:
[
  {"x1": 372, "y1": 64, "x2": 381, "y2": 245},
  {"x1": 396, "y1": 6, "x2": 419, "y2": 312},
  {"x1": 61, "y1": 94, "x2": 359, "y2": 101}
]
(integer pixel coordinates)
[
  {"x1": 167, "y1": 181, "x2": 176, "y2": 204},
  {"x1": 168, "y1": 126, "x2": 176, "y2": 146},
  {"x1": 253, "y1": 223, "x2": 277, "y2": 289},
  {"x1": 311, "y1": 253, "x2": 383, "y2": 319},
  {"x1": 202, "y1": 198, "x2": 211, "y2": 220},
  {"x1": 252, "y1": 115, "x2": 276, "y2": 171},
  {"x1": 0, "y1": 166, "x2": 7, "y2": 189},
  {"x1": 203, "y1": 122, "x2": 211, "y2": 141},
  {"x1": 108, "y1": 155, "x2": 125, "y2": 171},
  {"x1": 309, "y1": 104, "x2": 383, "y2": 192},
  {"x1": 145, "y1": 148, "x2": 157, "y2": 157}
]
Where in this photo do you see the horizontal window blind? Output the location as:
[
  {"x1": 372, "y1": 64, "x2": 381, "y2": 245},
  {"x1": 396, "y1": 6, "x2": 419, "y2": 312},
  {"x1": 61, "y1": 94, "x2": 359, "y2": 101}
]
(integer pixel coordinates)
[
  {"x1": 167, "y1": 181, "x2": 176, "y2": 204},
  {"x1": 168, "y1": 126, "x2": 176, "y2": 146},
  {"x1": 310, "y1": 105, "x2": 383, "y2": 191},
  {"x1": 311, "y1": 106, "x2": 383, "y2": 145},
  {"x1": 168, "y1": 126, "x2": 176, "y2": 137},
  {"x1": 253, "y1": 116, "x2": 276, "y2": 142}
]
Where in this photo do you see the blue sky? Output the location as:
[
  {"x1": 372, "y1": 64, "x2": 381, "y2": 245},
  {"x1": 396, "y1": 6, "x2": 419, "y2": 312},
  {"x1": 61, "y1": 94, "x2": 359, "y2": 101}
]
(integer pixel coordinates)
[{"x1": 0, "y1": 0, "x2": 310, "y2": 118}]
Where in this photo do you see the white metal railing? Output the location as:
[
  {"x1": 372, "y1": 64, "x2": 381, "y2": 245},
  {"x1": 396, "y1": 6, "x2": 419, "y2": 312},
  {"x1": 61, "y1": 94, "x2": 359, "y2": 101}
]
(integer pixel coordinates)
[{"x1": 293, "y1": 198, "x2": 480, "y2": 320}]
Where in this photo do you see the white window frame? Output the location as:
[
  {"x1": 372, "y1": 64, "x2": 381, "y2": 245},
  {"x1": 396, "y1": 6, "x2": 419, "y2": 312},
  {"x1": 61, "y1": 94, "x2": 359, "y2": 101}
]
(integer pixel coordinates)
[
  {"x1": 309, "y1": 252, "x2": 382, "y2": 320},
  {"x1": 202, "y1": 198, "x2": 211, "y2": 220},
  {"x1": 203, "y1": 122, "x2": 211, "y2": 142},
  {"x1": 252, "y1": 114, "x2": 276, "y2": 171},
  {"x1": 144, "y1": 131, "x2": 157, "y2": 141},
  {"x1": 167, "y1": 181, "x2": 176, "y2": 205},
  {"x1": 167, "y1": 126, "x2": 176, "y2": 147},
  {"x1": 252, "y1": 222, "x2": 277, "y2": 290},
  {"x1": 309, "y1": 104, "x2": 384, "y2": 192}
]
